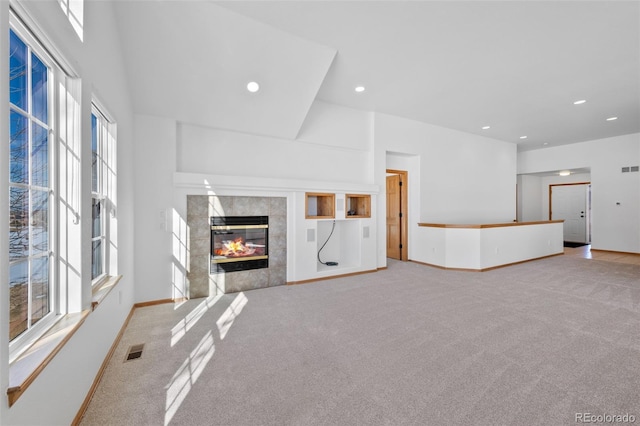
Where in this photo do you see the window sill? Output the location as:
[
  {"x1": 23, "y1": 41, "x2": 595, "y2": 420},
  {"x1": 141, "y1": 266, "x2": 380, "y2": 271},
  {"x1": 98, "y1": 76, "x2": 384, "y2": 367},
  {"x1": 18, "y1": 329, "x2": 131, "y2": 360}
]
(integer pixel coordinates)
[
  {"x1": 7, "y1": 311, "x2": 89, "y2": 406},
  {"x1": 92, "y1": 275, "x2": 123, "y2": 311},
  {"x1": 7, "y1": 275, "x2": 123, "y2": 407}
]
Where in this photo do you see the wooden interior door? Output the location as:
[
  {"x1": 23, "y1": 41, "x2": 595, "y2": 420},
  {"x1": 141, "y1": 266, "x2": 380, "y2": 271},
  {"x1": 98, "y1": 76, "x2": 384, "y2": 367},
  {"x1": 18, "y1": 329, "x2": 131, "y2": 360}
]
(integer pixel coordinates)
[{"x1": 386, "y1": 174, "x2": 402, "y2": 259}]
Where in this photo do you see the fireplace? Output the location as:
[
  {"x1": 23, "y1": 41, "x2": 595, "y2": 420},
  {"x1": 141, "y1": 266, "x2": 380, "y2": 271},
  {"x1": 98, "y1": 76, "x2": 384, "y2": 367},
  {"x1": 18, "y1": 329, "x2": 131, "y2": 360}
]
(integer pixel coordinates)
[{"x1": 211, "y1": 216, "x2": 268, "y2": 273}]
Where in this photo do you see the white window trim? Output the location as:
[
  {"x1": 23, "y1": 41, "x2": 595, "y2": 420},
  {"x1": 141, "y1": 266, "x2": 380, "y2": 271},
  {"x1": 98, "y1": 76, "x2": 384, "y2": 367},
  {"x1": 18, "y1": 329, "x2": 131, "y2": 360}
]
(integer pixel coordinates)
[
  {"x1": 8, "y1": 2, "x2": 84, "y2": 363},
  {"x1": 8, "y1": 13, "x2": 61, "y2": 362},
  {"x1": 90, "y1": 103, "x2": 116, "y2": 286}
]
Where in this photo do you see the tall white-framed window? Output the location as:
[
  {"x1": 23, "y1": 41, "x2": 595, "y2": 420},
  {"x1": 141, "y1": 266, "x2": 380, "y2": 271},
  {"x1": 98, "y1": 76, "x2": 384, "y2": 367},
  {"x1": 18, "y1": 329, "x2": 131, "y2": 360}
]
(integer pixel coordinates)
[
  {"x1": 91, "y1": 104, "x2": 116, "y2": 284},
  {"x1": 8, "y1": 19, "x2": 56, "y2": 345},
  {"x1": 7, "y1": 8, "x2": 84, "y2": 363}
]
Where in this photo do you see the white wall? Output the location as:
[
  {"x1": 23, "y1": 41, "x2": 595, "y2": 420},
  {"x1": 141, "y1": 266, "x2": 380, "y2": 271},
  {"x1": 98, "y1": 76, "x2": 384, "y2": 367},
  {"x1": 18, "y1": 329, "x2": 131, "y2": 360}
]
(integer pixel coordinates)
[
  {"x1": 1, "y1": 1, "x2": 135, "y2": 424},
  {"x1": 297, "y1": 100, "x2": 373, "y2": 151},
  {"x1": 133, "y1": 115, "x2": 177, "y2": 303},
  {"x1": 374, "y1": 113, "x2": 518, "y2": 266},
  {"x1": 517, "y1": 174, "x2": 542, "y2": 221},
  {"x1": 518, "y1": 133, "x2": 640, "y2": 253},
  {"x1": 177, "y1": 101, "x2": 374, "y2": 185}
]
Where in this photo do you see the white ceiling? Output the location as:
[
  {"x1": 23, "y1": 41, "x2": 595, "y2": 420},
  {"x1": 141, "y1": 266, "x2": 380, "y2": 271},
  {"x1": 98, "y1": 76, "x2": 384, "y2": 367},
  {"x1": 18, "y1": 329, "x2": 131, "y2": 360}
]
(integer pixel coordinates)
[
  {"x1": 113, "y1": 1, "x2": 336, "y2": 140},
  {"x1": 114, "y1": 1, "x2": 640, "y2": 151}
]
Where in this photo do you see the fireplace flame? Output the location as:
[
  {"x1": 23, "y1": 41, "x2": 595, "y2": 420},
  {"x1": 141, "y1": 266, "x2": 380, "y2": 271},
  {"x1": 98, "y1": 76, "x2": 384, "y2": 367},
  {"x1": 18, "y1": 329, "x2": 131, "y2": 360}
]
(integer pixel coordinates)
[{"x1": 215, "y1": 237, "x2": 256, "y2": 257}]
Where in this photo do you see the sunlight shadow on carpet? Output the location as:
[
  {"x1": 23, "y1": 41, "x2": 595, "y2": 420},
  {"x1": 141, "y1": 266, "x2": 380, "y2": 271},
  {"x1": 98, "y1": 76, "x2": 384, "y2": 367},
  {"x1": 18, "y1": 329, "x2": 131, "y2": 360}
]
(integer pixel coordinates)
[
  {"x1": 165, "y1": 292, "x2": 248, "y2": 424},
  {"x1": 217, "y1": 292, "x2": 248, "y2": 340},
  {"x1": 164, "y1": 330, "x2": 215, "y2": 425},
  {"x1": 171, "y1": 294, "x2": 222, "y2": 347}
]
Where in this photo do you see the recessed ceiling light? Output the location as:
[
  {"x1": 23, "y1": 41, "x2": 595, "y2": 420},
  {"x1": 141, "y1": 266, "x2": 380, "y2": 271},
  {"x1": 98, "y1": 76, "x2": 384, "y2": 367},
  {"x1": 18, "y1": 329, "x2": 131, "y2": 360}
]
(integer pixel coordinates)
[
  {"x1": 559, "y1": 170, "x2": 571, "y2": 176},
  {"x1": 606, "y1": 116, "x2": 618, "y2": 121},
  {"x1": 482, "y1": 126, "x2": 491, "y2": 130},
  {"x1": 247, "y1": 81, "x2": 260, "y2": 93},
  {"x1": 519, "y1": 136, "x2": 527, "y2": 139},
  {"x1": 355, "y1": 86, "x2": 365, "y2": 93},
  {"x1": 573, "y1": 99, "x2": 586, "y2": 105}
]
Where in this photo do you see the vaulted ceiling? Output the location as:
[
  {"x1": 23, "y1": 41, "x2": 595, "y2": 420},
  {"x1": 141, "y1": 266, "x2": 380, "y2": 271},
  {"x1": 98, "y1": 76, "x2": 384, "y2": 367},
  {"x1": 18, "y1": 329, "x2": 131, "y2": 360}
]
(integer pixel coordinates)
[
  {"x1": 113, "y1": 1, "x2": 336, "y2": 140},
  {"x1": 114, "y1": 1, "x2": 640, "y2": 151}
]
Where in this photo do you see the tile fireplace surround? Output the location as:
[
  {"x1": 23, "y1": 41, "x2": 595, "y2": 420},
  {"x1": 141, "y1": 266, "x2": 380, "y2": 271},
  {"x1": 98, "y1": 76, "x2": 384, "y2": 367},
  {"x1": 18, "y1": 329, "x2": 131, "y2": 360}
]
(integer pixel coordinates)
[{"x1": 187, "y1": 195, "x2": 287, "y2": 296}]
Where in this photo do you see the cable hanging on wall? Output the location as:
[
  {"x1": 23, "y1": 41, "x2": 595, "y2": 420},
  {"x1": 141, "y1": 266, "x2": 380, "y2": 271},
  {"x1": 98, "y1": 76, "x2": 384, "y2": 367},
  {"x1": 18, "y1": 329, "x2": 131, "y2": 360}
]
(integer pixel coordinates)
[{"x1": 317, "y1": 220, "x2": 338, "y2": 266}]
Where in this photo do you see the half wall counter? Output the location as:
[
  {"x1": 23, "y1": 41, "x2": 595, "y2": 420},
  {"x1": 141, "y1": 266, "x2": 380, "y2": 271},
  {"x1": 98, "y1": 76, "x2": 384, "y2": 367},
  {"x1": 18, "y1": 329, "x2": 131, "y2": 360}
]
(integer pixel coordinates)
[{"x1": 413, "y1": 220, "x2": 564, "y2": 271}]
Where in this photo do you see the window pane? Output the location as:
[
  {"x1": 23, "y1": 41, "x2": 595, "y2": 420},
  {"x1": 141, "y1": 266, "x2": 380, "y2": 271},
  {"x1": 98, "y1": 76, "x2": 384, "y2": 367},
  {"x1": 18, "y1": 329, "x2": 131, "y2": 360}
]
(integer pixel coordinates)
[
  {"x1": 92, "y1": 198, "x2": 102, "y2": 238},
  {"x1": 91, "y1": 113, "x2": 98, "y2": 193},
  {"x1": 9, "y1": 261, "x2": 28, "y2": 340},
  {"x1": 92, "y1": 239, "x2": 103, "y2": 279},
  {"x1": 9, "y1": 187, "x2": 29, "y2": 260},
  {"x1": 10, "y1": 110, "x2": 28, "y2": 184},
  {"x1": 31, "y1": 256, "x2": 50, "y2": 326},
  {"x1": 32, "y1": 122, "x2": 49, "y2": 187},
  {"x1": 31, "y1": 52, "x2": 48, "y2": 124},
  {"x1": 8, "y1": 26, "x2": 60, "y2": 344},
  {"x1": 32, "y1": 189, "x2": 49, "y2": 255},
  {"x1": 9, "y1": 30, "x2": 27, "y2": 110}
]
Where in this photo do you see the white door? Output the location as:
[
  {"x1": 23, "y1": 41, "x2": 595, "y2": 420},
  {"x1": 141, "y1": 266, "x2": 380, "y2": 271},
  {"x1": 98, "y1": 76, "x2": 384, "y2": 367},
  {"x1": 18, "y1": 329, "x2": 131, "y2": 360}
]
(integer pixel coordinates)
[{"x1": 551, "y1": 184, "x2": 589, "y2": 243}]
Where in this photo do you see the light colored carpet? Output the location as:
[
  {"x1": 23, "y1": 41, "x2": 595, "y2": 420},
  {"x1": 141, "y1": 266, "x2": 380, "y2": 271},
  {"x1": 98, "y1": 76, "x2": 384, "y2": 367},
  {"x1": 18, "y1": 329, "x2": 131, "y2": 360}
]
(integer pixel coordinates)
[{"x1": 80, "y1": 256, "x2": 640, "y2": 426}]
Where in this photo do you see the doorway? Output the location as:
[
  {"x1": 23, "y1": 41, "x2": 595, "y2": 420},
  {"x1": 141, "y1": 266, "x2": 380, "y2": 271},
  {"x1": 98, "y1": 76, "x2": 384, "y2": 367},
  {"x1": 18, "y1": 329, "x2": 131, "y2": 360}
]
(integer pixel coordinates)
[
  {"x1": 549, "y1": 183, "x2": 591, "y2": 244},
  {"x1": 386, "y1": 169, "x2": 408, "y2": 260}
]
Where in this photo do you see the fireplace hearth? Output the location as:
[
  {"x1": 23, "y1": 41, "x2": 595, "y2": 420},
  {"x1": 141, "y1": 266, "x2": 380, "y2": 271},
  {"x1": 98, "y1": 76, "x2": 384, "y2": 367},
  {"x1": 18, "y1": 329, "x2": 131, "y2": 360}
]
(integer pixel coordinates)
[{"x1": 211, "y1": 216, "x2": 268, "y2": 273}]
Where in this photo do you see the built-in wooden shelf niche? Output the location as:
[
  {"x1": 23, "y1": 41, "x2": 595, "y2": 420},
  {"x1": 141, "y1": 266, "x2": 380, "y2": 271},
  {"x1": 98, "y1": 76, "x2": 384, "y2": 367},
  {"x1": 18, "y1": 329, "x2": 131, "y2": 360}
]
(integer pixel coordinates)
[
  {"x1": 345, "y1": 194, "x2": 371, "y2": 218},
  {"x1": 305, "y1": 192, "x2": 335, "y2": 219}
]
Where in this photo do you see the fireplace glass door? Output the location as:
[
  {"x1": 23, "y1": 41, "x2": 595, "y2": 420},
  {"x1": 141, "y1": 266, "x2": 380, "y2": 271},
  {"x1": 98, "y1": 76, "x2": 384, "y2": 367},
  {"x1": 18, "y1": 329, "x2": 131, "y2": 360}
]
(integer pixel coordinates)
[{"x1": 211, "y1": 216, "x2": 268, "y2": 273}]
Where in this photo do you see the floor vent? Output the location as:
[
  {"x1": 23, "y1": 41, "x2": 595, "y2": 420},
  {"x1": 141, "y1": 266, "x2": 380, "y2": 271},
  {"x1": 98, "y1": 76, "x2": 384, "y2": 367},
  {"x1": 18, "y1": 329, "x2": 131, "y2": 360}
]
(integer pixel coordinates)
[{"x1": 125, "y1": 343, "x2": 144, "y2": 362}]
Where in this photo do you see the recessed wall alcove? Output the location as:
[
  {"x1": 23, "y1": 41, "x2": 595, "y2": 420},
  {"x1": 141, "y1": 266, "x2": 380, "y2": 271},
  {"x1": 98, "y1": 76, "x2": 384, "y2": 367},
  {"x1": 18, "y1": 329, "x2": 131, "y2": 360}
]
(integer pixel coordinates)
[{"x1": 187, "y1": 195, "x2": 287, "y2": 296}]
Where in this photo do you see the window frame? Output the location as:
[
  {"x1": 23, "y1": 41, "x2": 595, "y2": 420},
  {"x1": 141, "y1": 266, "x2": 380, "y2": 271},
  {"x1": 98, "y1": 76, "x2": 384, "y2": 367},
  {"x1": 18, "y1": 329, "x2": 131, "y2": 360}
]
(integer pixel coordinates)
[
  {"x1": 90, "y1": 102, "x2": 115, "y2": 286},
  {"x1": 8, "y1": 14, "x2": 61, "y2": 361}
]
